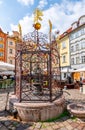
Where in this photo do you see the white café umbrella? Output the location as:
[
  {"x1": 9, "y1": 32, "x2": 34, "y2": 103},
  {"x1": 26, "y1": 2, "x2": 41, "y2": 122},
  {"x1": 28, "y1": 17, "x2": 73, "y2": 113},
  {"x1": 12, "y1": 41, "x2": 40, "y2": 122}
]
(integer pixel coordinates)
[
  {"x1": 0, "y1": 61, "x2": 15, "y2": 71},
  {"x1": 0, "y1": 70, "x2": 15, "y2": 75}
]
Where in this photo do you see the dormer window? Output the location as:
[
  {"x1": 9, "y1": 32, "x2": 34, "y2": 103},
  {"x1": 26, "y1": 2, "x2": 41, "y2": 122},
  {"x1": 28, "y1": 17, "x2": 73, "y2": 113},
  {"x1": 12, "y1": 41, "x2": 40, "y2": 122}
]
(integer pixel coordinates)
[
  {"x1": 79, "y1": 15, "x2": 85, "y2": 26},
  {"x1": 71, "y1": 22, "x2": 77, "y2": 30}
]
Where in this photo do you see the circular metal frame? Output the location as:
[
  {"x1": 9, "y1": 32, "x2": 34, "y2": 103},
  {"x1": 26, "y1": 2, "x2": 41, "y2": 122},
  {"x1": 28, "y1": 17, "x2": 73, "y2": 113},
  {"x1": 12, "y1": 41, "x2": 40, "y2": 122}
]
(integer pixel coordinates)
[{"x1": 15, "y1": 30, "x2": 62, "y2": 102}]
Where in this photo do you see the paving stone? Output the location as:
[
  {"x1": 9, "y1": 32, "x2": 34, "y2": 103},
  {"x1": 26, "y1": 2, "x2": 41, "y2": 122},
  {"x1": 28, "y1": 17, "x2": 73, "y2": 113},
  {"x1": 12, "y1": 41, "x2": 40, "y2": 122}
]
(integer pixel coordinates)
[
  {"x1": 16, "y1": 126, "x2": 25, "y2": 130},
  {"x1": 4, "y1": 120, "x2": 12, "y2": 126},
  {"x1": 40, "y1": 128, "x2": 49, "y2": 130},
  {"x1": 8, "y1": 124, "x2": 16, "y2": 130},
  {"x1": 49, "y1": 122, "x2": 56, "y2": 128},
  {"x1": 66, "y1": 125, "x2": 73, "y2": 130},
  {"x1": 63, "y1": 121, "x2": 70, "y2": 126},
  {"x1": 12, "y1": 122, "x2": 20, "y2": 127},
  {"x1": 82, "y1": 126, "x2": 85, "y2": 130},
  {"x1": 67, "y1": 119, "x2": 73, "y2": 123},
  {"x1": 51, "y1": 124, "x2": 60, "y2": 129},
  {"x1": 23, "y1": 124, "x2": 31, "y2": 129},
  {"x1": 60, "y1": 127, "x2": 68, "y2": 130},
  {"x1": 25, "y1": 126, "x2": 34, "y2": 130},
  {"x1": 0, "y1": 126, "x2": 8, "y2": 130},
  {"x1": 1, "y1": 89, "x2": 85, "y2": 130},
  {"x1": 42, "y1": 122, "x2": 50, "y2": 127},
  {"x1": 41, "y1": 123, "x2": 47, "y2": 129},
  {"x1": 73, "y1": 128, "x2": 78, "y2": 130},
  {"x1": 34, "y1": 122, "x2": 42, "y2": 129},
  {"x1": 13, "y1": 127, "x2": 17, "y2": 130},
  {"x1": 70, "y1": 122, "x2": 79, "y2": 128},
  {"x1": 42, "y1": 127, "x2": 53, "y2": 130},
  {"x1": 58, "y1": 123, "x2": 64, "y2": 127},
  {"x1": 0, "y1": 125, "x2": 3, "y2": 129},
  {"x1": 34, "y1": 129, "x2": 41, "y2": 130},
  {"x1": 77, "y1": 125, "x2": 85, "y2": 130},
  {"x1": 0, "y1": 112, "x2": 5, "y2": 116}
]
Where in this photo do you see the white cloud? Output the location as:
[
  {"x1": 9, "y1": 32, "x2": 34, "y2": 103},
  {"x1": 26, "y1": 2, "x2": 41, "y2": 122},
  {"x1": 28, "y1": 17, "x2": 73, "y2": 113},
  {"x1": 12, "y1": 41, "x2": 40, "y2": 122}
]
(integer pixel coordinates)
[
  {"x1": 10, "y1": 14, "x2": 34, "y2": 35},
  {"x1": 17, "y1": 0, "x2": 34, "y2": 6},
  {"x1": 11, "y1": 0, "x2": 85, "y2": 36},
  {"x1": 38, "y1": 0, "x2": 48, "y2": 9}
]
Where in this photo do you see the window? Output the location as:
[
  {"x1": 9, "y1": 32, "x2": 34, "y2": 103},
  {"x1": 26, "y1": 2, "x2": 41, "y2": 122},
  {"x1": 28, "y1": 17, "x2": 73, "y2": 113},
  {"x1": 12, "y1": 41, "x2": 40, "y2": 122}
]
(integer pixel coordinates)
[
  {"x1": 81, "y1": 40, "x2": 85, "y2": 49},
  {"x1": 81, "y1": 56, "x2": 85, "y2": 63},
  {"x1": 79, "y1": 16, "x2": 85, "y2": 25},
  {"x1": 0, "y1": 52, "x2": 3, "y2": 56},
  {"x1": 10, "y1": 60, "x2": 12, "y2": 64},
  {"x1": 70, "y1": 27, "x2": 85, "y2": 41},
  {"x1": 76, "y1": 44, "x2": 79, "y2": 51},
  {"x1": 72, "y1": 22, "x2": 77, "y2": 30},
  {"x1": 76, "y1": 57, "x2": 79, "y2": 64},
  {"x1": 71, "y1": 46, "x2": 74, "y2": 52},
  {"x1": 0, "y1": 44, "x2": 3, "y2": 48},
  {"x1": 84, "y1": 27, "x2": 85, "y2": 33},
  {"x1": 78, "y1": 30, "x2": 81, "y2": 36},
  {"x1": 71, "y1": 58, "x2": 74, "y2": 64},
  {"x1": 62, "y1": 42, "x2": 66, "y2": 49},
  {"x1": 75, "y1": 32, "x2": 79, "y2": 38},
  {"x1": 0, "y1": 37, "x2": 3, "y2": 41},
  {"x1": 62, "y1": 55, "x2": 66, "y2": 63},
  {"x1": 70, "y1": 34, "x2": 73, "y2": 40},
  {"x1": 9, "y1": 41, "x2": 13, "y2": 45},
  {"x1": 81, "y1": 28, "x2": 84, "y2": 35},
  {"x1": 9, "y1": 49, "x2": 13, "y2": 54}
]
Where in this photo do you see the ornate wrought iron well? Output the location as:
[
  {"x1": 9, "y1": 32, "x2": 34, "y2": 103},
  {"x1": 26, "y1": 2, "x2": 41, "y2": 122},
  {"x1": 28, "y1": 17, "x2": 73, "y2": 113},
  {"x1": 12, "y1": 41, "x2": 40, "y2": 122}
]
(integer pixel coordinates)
[
  {"x1": 14, "y1": 29, "x2": 63, "y2": 102},
  {"x1": 9, "y1": 9, "x2": 65, "y2": 122}
]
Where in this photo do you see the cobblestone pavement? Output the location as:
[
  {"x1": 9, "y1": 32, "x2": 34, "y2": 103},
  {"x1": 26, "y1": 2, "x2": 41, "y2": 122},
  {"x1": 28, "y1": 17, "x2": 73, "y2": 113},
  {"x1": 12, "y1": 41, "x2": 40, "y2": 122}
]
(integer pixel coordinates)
[{"x1": 0, "y1": 88, "x2": 85, "y2": 130}]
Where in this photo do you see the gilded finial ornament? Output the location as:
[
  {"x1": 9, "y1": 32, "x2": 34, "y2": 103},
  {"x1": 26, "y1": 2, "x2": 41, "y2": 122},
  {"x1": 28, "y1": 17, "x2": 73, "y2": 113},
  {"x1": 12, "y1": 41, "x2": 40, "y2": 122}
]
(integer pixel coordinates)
[
  {"x1": 48, "y1": 20, "x2": 52, "y2": 33},
  {"x1": 18, "y1": 23, "x2": 22, "y2": 36},
  {"x1": 33, "y1": 8, "x2": 43, "y2": 30}
]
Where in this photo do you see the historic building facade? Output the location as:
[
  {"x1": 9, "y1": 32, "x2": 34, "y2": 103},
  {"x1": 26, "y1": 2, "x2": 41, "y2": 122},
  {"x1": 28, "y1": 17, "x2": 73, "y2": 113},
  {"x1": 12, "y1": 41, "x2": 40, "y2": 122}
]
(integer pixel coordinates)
[
  {"x1": 6, "y1": 31, "x2": 20, "y2": 65},
  {"x1": 58, "y1": 15, "x2": 85, "y2": 80},
  {"x1": 59, "y1": 28, "x2": 72, "y2": 80},
  {"x1": 0, "y1": 28, "x2": 7, "y2": 62},
  {"x1": 69, "y1": 15, "x2": 85, "y2": 80},
  {"x1": 6, "y1": 34, "x2": 15, "y2": 65},
  {"x1": 70, "y1": 15, "x2": 85, "y2": 70}
]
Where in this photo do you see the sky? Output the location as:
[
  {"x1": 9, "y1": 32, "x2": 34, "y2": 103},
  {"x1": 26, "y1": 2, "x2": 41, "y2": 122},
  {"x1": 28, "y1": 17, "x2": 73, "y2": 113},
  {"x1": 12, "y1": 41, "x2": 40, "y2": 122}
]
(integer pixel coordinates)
[{"x1": 0, "y1": 0, "x2": 85, "y2": 36}]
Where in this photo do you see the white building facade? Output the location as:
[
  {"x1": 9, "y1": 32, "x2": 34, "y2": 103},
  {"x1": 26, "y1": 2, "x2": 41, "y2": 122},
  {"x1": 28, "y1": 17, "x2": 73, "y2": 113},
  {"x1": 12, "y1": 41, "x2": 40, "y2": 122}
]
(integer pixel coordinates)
[{"x1": 70, "y1": 15, "x2": 85, "y2": 70}]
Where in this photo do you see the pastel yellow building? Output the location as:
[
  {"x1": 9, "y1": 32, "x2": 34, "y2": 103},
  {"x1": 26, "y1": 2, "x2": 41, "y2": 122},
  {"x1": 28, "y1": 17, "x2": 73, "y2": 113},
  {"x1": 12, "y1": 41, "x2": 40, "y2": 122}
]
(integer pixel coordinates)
[
  {"x1": 59, "y1": 28, "x2": 72, "y2": 80},
  {"x1": 60, "y1": 35, "x2": 70, "y2": 68}
]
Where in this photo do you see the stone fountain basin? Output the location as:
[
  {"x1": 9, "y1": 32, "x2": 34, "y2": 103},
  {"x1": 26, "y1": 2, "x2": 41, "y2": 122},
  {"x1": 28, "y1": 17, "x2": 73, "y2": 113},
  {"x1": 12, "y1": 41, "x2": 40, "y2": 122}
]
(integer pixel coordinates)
[
  {"x1": 67, "y1": 103, "x2": 85, "y2": 118},
  {"x1": 9, "y1": 94, "x2": 65, "y2": 122}
]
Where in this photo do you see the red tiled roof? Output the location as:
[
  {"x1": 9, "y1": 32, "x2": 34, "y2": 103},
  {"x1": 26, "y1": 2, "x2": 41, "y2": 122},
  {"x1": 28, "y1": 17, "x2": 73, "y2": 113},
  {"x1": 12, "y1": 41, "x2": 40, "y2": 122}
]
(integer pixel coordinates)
[
  {"x1": 0, "y1": 28, "x2": 7, "y2": 35},
  {"x1": 0, "y1": 28, "x2": 2, "y2": 32},
  {"x1": 60, "y1": 27, "x2": 72, "y2": 39}
]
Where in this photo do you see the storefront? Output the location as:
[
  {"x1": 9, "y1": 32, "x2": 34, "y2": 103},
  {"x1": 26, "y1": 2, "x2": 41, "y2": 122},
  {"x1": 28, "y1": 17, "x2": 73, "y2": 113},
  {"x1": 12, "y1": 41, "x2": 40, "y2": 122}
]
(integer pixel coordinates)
[
  {"x1": 72, "y1": 72, "x2": 80, "y2": 81},
  {"x1": 72, "y1": 67, "x2": 85, "y2": 82}
]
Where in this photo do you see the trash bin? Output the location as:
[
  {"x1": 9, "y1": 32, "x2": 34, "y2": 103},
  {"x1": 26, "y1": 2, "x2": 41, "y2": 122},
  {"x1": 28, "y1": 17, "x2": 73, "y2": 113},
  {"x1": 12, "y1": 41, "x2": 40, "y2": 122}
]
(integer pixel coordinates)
[
  {"x1": 83, "y1": 83, "x2": 85, "y2": 94},
  {"x1": 80, "y1": 87, "x2": 83, "y2": 93},
  {"x1": 64, "y1": 86, "x2": 67, "y2": 90}
]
